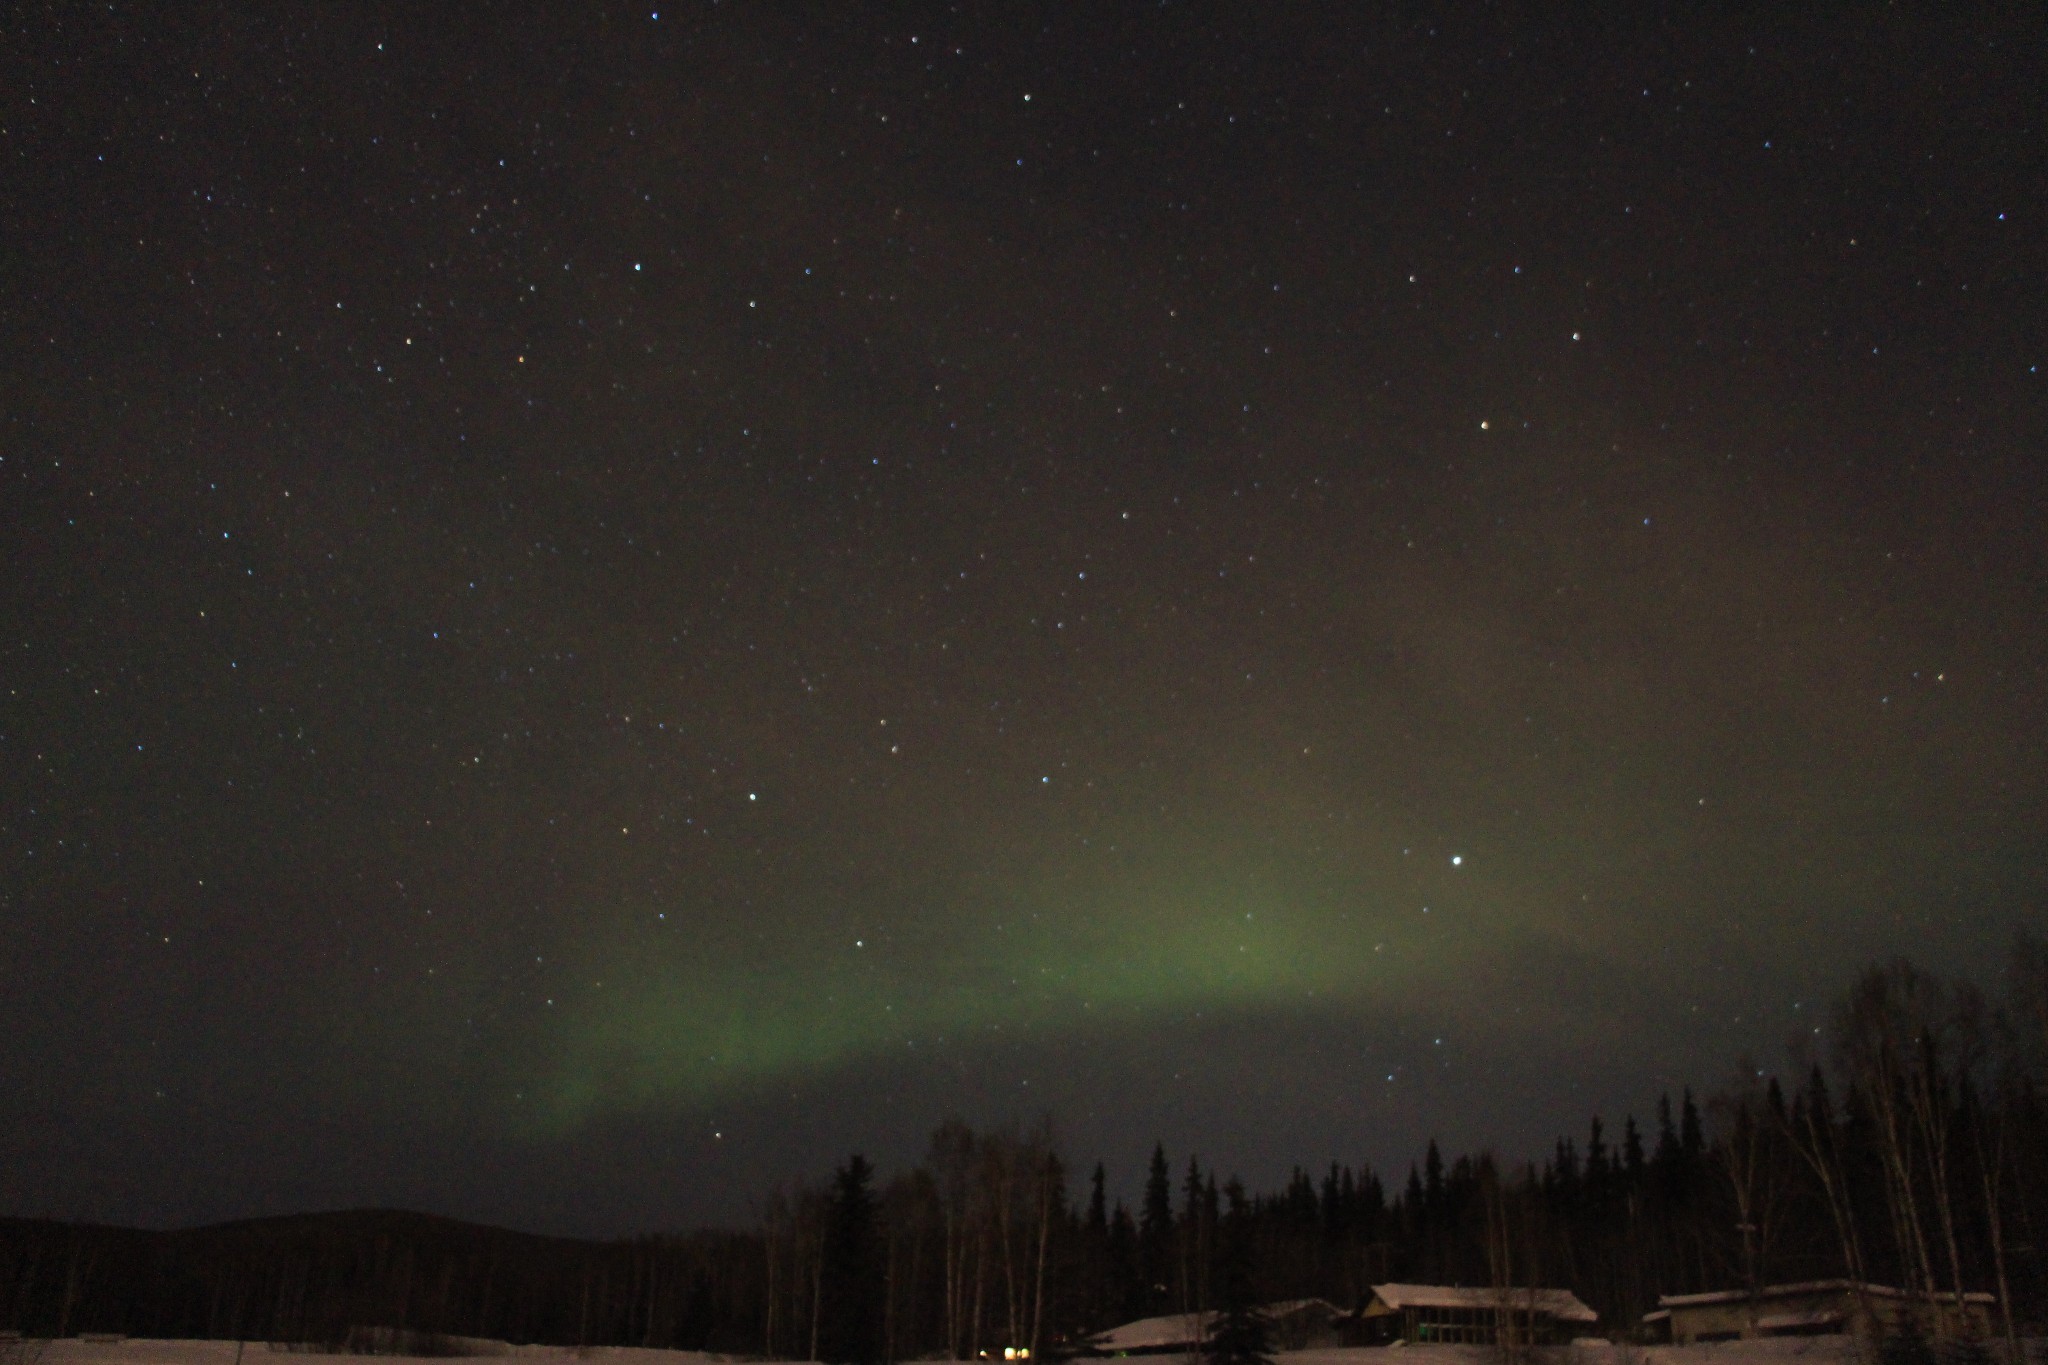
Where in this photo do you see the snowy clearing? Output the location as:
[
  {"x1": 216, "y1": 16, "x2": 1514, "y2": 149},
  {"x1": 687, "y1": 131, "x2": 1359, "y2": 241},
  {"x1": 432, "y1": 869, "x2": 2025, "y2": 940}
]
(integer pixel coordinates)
[
  {"x1": 29, "y1": 1339, "x2": 2047, "y2": 1365},
  {"x1": 27, "y1": 1337, "x2": 1895, "y2": 1365}
]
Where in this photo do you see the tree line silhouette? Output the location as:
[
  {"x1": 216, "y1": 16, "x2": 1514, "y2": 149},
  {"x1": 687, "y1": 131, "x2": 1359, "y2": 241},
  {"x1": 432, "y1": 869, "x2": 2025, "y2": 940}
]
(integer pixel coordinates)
[{"x1": 5, "y1": 937, "x2": 2044, "y2": 1360}]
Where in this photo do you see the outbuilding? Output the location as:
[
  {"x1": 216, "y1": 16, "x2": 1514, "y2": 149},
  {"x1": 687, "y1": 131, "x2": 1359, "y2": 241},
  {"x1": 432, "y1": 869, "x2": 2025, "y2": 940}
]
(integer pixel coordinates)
[
  {"x1": 1083, "y1": 1300, "x2": 1344, "y2": 1356},
  {"x1": 1353, "y1": 1284, "x2": 1599, "y2": 1346},
  {"x1": 1653, "y1": 1281, "x2": 1995, "y2": 1344}
]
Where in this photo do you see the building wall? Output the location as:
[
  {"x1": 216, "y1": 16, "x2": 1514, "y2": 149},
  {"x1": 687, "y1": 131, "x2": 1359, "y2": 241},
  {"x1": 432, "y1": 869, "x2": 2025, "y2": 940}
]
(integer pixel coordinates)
[
  {"x1": 1862, "y1": 1296, "x2": 1992, "y2": 1342},
  {"x1": 1669, "y1": 1299, "x2": 1783, "y2": 1344},
  {"x1": 1393, "y1": 1305, "x2": 1578, "y2": 1346},
  {"x1": 1669, "y1": 1289, "x2": 1993, "y2": 1345}
]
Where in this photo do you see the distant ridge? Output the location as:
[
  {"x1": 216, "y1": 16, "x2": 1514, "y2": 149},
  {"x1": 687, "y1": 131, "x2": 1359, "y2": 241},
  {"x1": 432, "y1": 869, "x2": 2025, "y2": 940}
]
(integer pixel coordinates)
[{"x1": 0, "y1": 1210, "x2": 755, "y2": 1351}]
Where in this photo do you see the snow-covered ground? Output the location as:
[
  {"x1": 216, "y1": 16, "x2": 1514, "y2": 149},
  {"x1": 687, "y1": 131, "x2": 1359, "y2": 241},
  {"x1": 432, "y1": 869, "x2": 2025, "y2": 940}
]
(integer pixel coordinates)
[
  {"x1": 27, "y1": 1339, "x2": 2037, "y2": 1365},
  {"x1": 34, "y1": 1345, "x2": 732, "y2": 1365},
  {"x1": 1283, "y1": 1343, "x2": 1861, "y2": 1365},
  {"x1": 1296, "y1": 1342, "x2": 1862, "y2": 1365}
]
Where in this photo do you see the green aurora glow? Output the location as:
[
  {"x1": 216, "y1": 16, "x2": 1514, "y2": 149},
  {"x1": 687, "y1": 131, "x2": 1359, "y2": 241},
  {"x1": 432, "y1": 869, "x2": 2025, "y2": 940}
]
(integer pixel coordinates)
[
  {"x1": 494, "y1": 831, "x2": 1566, "y2": 1136},
  {"x1": 526, "y1": 906, "x2": 1336, "y2": 1129}
]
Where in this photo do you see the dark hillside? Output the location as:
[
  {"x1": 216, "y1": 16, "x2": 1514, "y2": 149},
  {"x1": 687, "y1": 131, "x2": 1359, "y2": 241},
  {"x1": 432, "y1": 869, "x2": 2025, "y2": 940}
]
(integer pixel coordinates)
[{"x1": 0, "y1": 1210, "x2": 758, "y2": 1350}]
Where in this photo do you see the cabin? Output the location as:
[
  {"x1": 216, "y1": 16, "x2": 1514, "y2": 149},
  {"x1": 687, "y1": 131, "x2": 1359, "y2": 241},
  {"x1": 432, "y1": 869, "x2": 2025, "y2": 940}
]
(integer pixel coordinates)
[
  {"x1": 1652, "y1": 1281, "x2": 1996, "y2": 1345},
  {"x1": 1353, "y1": 1283, "x2": 1600, "y2": 1346},
  {"x1": 1084, "y1": 1300, "x2": 1343, "y2": 1356},
  {"x1": 1086, "y1": 1311, "x2": 1210, "y2": 1356}
]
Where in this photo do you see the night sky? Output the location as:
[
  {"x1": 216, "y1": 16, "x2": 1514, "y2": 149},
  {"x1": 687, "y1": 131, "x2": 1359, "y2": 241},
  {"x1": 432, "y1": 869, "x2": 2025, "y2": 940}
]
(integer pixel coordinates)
[{"x1": 4, "y1": 4, "x2": 2044, "y2": 1237}]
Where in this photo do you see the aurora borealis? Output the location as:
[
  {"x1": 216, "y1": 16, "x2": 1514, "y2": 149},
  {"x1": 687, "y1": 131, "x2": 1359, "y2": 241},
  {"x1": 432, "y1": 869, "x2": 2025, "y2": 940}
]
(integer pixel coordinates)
[{"x1": 4, "y1": 5, "x2": 2043, "y2": 1235}]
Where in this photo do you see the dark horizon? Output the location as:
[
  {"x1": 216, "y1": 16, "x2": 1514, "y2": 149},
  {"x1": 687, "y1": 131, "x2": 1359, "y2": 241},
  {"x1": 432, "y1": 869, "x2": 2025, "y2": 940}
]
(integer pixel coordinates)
[
  {"x1": 7, "y1": 976, "x2": 2045, "y2": 1355},
  {"x1": 4, "y1": 3, "x2": 2043, "y2": 1238}
]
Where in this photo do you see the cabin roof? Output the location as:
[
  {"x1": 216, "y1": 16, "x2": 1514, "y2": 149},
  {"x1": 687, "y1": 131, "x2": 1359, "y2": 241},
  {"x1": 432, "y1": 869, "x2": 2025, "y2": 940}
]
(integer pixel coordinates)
[
  {"x1": 1368, "y1": 1284, "x2": 1599, "y2": 1323},
  {"x1": 1659, "y1": 1281, "x2": 1996, "y2": 1309}
]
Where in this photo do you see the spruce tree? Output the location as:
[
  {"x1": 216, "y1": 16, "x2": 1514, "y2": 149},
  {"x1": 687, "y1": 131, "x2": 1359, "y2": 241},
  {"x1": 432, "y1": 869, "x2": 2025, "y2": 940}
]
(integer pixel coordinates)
[
  {"x1": 1141, "y1": 1143, "x2": 1175, "y2": 1309},
  {"x1": 1109, "y1": 1202, "x2": 1144, "y2": 1319},
  {"x1": 1622, "y1": 1116, "x2": 1646, "y2": 1181},
  {"x1": 819, "y1": 1155, "x2": 882, "y2": 1364},
  {"x1": 1680, "y1": 1089, "x2": 1705, "y2": 1165},
  {"x1": 1206, "y1": 1180, "x2": 1272, "y2": 1365},
  {"x1": 1655, "y1": 1094, "x2": 1682, "y2": 1167}
]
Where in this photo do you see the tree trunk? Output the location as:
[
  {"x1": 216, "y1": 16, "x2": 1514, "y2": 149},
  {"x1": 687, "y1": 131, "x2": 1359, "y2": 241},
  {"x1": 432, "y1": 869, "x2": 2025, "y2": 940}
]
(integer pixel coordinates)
[
  {"x1": 1029, "y1": 1156, "x2": 1052, "y2": 1364},
  {"x1": 971, "y1": 1225, "x2": 987, "y2": 1361},
  {"x1": 1971, "y1": 1100, "x2": 2020, "y2": 1361},
  {"x1": 809, "y1": 1249, "x2": 822, "y2": 1364}
]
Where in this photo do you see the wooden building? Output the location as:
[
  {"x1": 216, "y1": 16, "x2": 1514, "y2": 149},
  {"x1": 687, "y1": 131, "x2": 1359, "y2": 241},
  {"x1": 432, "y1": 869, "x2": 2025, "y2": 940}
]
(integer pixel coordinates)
[
  {"x1": 1083, "y1": 1300, "x2": 1342, "y2": 1356},
  {"x1": 1353, "y1": 1284, "x2": 1599, "y2": 1346},
  {"x1": 1649, "y1": 1281, "x2": 1996, "y2": 1345}
]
